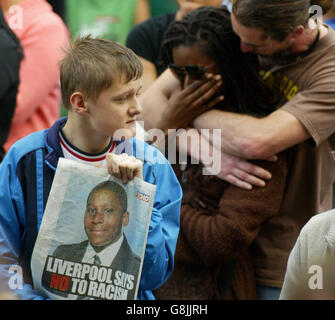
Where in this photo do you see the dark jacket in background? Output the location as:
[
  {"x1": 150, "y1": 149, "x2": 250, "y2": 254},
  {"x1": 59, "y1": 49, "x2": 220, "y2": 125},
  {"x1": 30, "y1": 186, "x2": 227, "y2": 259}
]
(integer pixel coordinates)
[{"x1": 0, "y1": 7, "x2": 23, "y2": 161}]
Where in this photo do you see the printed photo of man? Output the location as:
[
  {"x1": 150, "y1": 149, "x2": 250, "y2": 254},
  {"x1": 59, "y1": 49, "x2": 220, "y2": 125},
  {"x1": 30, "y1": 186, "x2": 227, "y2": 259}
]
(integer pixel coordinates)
[
  {"x1": 54, "y1": 180, "x2": 141, "y2": 273},
  {"x1": 42, "y1": 181, "x2": 141, "y2": 299}
]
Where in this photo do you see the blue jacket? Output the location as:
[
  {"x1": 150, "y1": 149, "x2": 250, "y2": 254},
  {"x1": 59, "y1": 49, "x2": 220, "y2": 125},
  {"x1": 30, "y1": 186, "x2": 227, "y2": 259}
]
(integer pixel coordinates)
[{"x1": 0, "y1": 117, "x2": 182, "y2": 300}]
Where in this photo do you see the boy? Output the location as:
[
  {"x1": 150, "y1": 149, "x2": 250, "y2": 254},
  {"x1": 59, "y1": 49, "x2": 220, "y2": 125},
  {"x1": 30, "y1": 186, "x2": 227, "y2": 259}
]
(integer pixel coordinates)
[{"x1": 0, "y1": 36, "x2": 182, "y2": 300}]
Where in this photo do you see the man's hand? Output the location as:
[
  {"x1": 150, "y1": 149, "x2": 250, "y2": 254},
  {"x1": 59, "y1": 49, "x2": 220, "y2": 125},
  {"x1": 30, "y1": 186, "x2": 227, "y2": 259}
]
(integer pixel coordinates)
[
  {"x1": 106, "y1": 153, "x2": 143, "y2": 183},
  {"x1": 178, "y1": 128, "x2": 275, "y2": 190},
  {"x1": 204, "y1": 151, "x2": 275, "y2": 190}
]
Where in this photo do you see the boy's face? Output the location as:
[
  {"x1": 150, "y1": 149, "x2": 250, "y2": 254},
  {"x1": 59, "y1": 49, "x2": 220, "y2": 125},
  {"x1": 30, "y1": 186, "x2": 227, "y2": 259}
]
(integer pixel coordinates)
[
  {"x1": 85, "y1": 76, "x2": 142, "y2": 140},
  {"x1": 84, "y1": 189, "x2": 129, "y2": 247}
]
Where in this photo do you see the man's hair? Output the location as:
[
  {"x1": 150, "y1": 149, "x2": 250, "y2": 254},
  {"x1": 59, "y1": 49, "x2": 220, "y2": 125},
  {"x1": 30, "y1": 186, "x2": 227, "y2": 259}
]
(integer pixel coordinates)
[
  {"x1": 161, "y1": 6, "x2": 274, "y2": 116},
  {"x1": 87, "y1": 180, "x2": 128, "y2": 214},
  {"x1": 232, "y1": 0, "x2": 334, "y2": 41},
  {"x1": 60, "y1": 36, "x2": 143, "y2": 109}
]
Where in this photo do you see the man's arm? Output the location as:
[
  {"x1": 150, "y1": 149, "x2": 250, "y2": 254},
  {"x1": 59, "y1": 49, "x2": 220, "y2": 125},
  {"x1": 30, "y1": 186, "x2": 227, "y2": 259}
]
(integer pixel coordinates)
[{"x1": 194, "y1": 108, "x2": 310, "y2": 160}]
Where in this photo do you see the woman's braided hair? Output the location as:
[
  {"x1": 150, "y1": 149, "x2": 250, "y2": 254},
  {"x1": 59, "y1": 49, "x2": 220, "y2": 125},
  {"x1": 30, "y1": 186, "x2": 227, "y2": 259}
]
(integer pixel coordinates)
[{"x1": 161, "y1": 6, "x2": 275, "y2": 116}]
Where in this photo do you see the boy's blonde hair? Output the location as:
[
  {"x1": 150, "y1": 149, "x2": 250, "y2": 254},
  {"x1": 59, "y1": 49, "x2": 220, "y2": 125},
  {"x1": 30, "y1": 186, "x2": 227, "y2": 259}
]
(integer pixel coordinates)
[{"x1": 60, "y1": 36, "x2": 143, "y2": 110}]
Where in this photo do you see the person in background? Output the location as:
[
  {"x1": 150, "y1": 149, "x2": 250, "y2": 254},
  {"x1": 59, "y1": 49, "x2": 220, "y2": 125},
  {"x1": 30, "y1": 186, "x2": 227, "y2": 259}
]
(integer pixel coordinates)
[
  {"x1": 280, "y1": 208, "x2": 335, "y2": 299},
  {"x1": 148, "y1": 0, "x2": 178, "y2": 17},
  {"x1": 139, "y1": 0, "x2": 335, "y2": 299},
  {"x1": 152, "y1": 6, "x2": 293, "y2": 300},
  {"x1": 46, "y1": 0, "x2": 66, "y2": 22},
  {"x1": 126, "y1": 0, "x2": 222, "y2": 92},
  {"x1": 66, "y1": 0, "x2": 150, "y2": 45},
  {"x1": 0, "y1": 5, "x2": 22, "y2": 161},
  {"x1": 1, "y1": 0, "x2": 69, "y2": 153}
]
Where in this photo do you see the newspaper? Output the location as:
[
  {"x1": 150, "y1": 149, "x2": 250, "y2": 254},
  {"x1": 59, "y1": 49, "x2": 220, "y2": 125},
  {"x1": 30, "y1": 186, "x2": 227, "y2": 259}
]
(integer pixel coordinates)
[{"x1": 31, "y1": 158, "x2": 155, "y2": 300}]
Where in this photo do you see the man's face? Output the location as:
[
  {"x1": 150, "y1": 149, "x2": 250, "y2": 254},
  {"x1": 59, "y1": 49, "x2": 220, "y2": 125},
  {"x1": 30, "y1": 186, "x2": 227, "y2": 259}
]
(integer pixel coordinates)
[
  {"x1": 84, "y1": 189, "x2": 129, "y2": 247},
  {"x1": 230, "y1": 12, "x2": 294, "y2": 57}
]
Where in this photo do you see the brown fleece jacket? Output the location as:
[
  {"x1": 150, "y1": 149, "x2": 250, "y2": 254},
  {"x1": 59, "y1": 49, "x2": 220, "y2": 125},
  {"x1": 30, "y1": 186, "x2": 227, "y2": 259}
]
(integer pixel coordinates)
[{"x1": 155, "y1": 149, "x2": 291, "y2": 300}]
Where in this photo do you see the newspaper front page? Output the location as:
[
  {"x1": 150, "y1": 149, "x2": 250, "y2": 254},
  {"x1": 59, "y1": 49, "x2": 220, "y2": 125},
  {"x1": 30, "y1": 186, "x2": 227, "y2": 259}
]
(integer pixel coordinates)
[{"x1": 31, "y1": 158, "x2": 155, "y2": 300}]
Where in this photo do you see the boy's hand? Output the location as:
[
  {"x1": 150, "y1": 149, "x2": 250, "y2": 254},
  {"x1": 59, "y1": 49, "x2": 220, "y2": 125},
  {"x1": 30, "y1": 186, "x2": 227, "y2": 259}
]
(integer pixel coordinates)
[{"x1": 106, "y1": 153, "x2": 143, "y2": 183}]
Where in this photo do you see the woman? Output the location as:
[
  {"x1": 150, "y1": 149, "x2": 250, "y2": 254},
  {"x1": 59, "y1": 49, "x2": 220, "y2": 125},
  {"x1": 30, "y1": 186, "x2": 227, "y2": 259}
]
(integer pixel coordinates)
[
  {"x1": 126, "y1": 0, "x2": 223, "y2": 91},
  {"x1": 2, "y1": 0, "x2": 69, "y2": 152},
  {"x1": 153, "y1": 6, "x2": 291, "y2": 300}
]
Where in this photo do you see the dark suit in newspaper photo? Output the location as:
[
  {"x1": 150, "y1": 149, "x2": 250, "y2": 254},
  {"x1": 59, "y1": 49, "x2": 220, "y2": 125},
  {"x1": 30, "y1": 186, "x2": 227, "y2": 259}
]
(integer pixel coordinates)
[{"x1": 30, "y1": 158, "x2": 155, "y2": 300}]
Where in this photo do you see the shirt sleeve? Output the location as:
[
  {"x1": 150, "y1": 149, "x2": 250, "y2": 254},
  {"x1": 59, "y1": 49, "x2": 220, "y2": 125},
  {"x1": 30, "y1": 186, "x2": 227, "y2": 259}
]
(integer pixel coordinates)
[
  {"x1": 281, "y1": 56, "x2": 335, "y2": 147},
  {"x1": 279, "y1": 233, "x2": 307, "y2": 299},
  {"x1": 280, "y1": 212, "x2": 335, "y2": 300}
]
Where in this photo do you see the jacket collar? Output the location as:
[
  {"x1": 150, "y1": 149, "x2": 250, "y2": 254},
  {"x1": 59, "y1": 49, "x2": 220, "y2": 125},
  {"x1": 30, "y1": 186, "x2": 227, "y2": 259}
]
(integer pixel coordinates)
[
  {"x1": 44, "y1": 117, "x2": 132, "y2": 169},
  {"x1": 44, "y1": 117, "x2": 67, "y2": 169}
]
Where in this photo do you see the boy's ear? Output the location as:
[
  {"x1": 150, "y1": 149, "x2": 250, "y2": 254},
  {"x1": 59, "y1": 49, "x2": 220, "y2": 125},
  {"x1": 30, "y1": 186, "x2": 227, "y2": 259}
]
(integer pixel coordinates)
[{"x1": 70, "y1": 92, "x2": 88, "y2": 115}]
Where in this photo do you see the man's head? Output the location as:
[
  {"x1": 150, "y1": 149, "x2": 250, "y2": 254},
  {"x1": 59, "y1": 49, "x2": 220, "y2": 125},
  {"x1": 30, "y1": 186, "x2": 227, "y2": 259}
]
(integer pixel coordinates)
[
  {"x1": 84, "y1": 181, "x2": 129, "y2": 248},
  {"x1": 231, "y1": 0, "x2": 333, "y2": 56},
  {"x1": 60, "y1": 36, "x2": 143, "y2": 139}
]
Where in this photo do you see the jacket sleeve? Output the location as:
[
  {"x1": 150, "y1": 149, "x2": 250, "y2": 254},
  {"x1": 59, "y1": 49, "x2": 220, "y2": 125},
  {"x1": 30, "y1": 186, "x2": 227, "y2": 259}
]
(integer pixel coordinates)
[
  {"x1": 179, "y1": 150, "x2": 290, "y2": 267},
  {"x1": 0, "y1": 152, "x2": 46, "y2": 300},
  {"x1": 138, "y1": 157, "x2": 182, "y2": 292}
]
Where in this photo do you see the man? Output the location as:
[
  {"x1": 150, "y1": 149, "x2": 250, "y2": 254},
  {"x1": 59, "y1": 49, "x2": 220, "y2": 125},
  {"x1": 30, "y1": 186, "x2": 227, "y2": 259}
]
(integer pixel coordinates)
[
  {"x1": 45, "y1": 181, "x2": 141, "y2": 299},
  {"x1": 139, "y1": 0, "x2": 335, "y2": 299},
  {"x1": 53, "y1": 181, "x2": 140, "y2": 272}
]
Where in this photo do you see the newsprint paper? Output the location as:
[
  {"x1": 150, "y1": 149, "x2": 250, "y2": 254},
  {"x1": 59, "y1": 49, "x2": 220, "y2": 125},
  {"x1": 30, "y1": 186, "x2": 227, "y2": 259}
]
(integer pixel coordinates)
[{"x1": 31, "y1": 158, "x2": 156, "y2": 300}]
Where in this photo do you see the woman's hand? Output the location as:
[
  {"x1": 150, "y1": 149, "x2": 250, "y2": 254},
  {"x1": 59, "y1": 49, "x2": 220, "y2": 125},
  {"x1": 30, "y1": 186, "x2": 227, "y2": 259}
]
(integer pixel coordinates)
[{"x1": 159, "y1": 74, "x2": 224, "y2": 132}]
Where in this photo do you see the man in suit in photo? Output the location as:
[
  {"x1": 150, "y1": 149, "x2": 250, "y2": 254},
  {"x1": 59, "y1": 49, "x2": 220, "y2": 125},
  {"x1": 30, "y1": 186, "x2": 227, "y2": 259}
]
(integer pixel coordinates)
[{"x1": 43, "y1": 181, "x2": 141, "y2": 299}]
